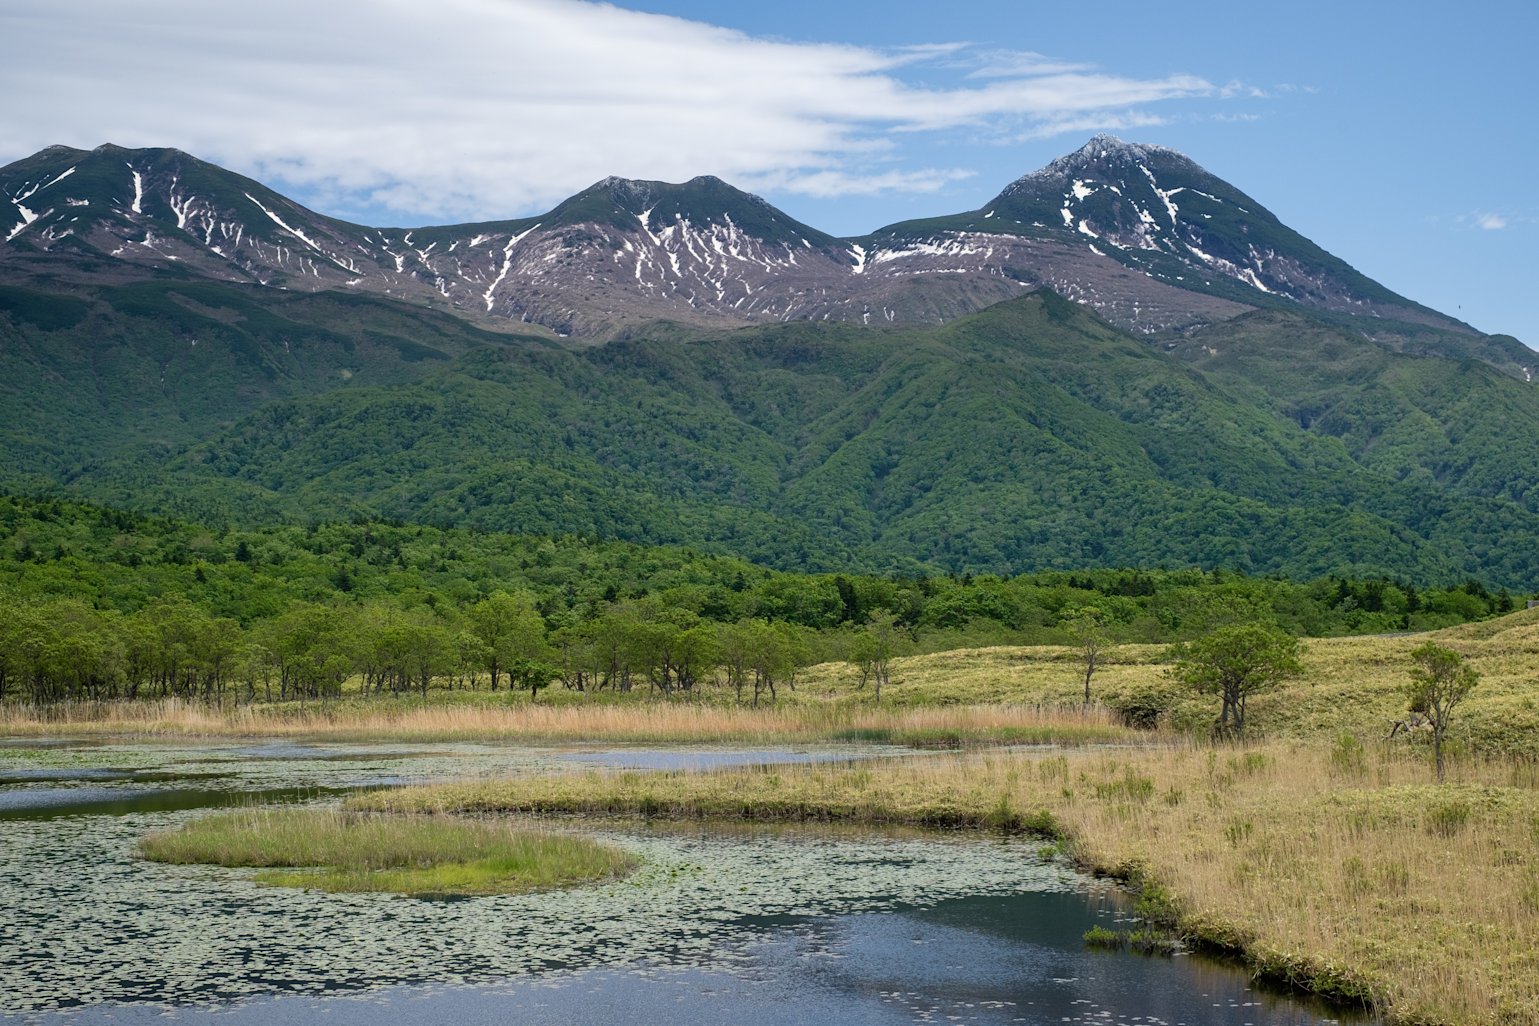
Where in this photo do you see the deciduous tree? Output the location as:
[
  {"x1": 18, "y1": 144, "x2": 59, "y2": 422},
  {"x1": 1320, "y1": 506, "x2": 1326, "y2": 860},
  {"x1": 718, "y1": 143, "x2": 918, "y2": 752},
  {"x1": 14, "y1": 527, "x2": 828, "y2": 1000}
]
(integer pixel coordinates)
[
  {"x1": 1406, "y1": 641, "x2": 1479, "y2": 782},
  {"x1": 1061, "y1": 605, "x2": 1109, "y2": 707},
  {"x1": 851, "y1": 611, "x2": 905, "y2": 704},
  {"x1": 465, "y1": 591, "x2": 546, "y2": 691},
  {"x1": 1168, "y1": 622, "x2": 1302, "y2": 740}
]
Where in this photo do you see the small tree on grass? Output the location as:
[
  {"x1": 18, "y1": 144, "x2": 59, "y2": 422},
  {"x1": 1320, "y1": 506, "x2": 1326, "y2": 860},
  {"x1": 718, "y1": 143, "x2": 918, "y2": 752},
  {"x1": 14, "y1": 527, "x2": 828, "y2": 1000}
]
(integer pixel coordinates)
[
  {"x1": 851, "y1": 611, "x2": 903, "y2": 704},
  {"x1": 1168, "y1": 622, "x2": 1302, "y2": 741},
  {"x1": 1061, "y1": 605, "x2": 1109, "y2": 708},
  {"x1": 1406, "y1": 642, "x2": 1479, "y2": 782}
]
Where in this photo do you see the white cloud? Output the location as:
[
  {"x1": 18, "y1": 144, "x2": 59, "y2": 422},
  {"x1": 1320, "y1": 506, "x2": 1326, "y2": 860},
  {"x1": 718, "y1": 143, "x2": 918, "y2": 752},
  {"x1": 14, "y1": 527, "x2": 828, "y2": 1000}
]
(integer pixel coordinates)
[
  {"x1": 1218, "y1": 80, "x2": 1270, "y2": 100},
  {"x1": 960, "y1": 49, "x2": 1098, "y2": 79},
  {"x1": 742, "y1": 167, "x2": 977, "y2": 199},
  {"x1": 1476, "y1": 213, "x2": 1509, "y2": 231},
  {"x1": 0, "y1": 0, "x2": 1231, "y2": 221},
  {"x1": 1007, "y1": 111, "x2": 1170, "y2": 143}
]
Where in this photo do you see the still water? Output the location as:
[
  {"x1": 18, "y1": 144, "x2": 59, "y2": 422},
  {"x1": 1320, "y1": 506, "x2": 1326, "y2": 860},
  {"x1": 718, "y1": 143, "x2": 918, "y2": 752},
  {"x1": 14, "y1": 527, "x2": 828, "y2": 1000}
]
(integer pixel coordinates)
[{"x1": 0, "y1": 741, "x2": 1373, "y2": 1025}]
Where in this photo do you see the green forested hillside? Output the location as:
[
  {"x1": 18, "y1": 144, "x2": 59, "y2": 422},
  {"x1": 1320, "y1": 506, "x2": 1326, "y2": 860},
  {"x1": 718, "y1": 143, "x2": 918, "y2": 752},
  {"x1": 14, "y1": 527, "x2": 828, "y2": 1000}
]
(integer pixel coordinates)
[
  {"x1": 1173, "y1": 309, "x2": 1539, "y2": 512},
  {"x1": 4, "y1": 280, "x2": 1539, "y2": 586},
  {"x1": 0, "y1": 279, "x2": 548, "y2": 484}
]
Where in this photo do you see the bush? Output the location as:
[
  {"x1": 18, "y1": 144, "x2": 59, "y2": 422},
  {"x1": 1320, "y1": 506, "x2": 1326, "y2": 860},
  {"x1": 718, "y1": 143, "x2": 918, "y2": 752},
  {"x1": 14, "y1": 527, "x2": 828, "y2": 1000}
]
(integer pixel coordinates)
[{"x1": 1106, "y1": 679, "x2": 1180, "y2": 729}]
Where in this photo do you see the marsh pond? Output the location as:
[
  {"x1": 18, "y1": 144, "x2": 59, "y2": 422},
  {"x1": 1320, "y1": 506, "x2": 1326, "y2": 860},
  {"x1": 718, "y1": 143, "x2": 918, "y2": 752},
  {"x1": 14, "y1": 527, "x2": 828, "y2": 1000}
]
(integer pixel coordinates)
[{"x1": 0, "y1": 741, "x2": 1372, "y2": 1025}]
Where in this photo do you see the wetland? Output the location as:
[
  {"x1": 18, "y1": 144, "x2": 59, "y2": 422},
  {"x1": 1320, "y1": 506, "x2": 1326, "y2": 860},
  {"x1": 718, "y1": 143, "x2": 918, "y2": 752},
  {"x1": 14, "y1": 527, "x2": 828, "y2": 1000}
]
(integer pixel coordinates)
[{"x1": 0, "y1": 739, "x2": 1369, "y2": 1025}]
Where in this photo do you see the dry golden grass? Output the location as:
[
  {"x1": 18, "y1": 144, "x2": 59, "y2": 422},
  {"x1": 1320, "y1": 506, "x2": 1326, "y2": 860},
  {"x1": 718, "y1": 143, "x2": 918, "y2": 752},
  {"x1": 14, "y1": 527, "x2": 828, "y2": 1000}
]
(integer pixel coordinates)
[
  {"x1": 0, "y1": 693, "x2": 1131, "y2": 746},
  {"x1": 355, "y1": 742, "x2": 1539, "y2": 1026},
  {"x1": 798, "y1": 607, "x2": 1539, "y2": 756}
]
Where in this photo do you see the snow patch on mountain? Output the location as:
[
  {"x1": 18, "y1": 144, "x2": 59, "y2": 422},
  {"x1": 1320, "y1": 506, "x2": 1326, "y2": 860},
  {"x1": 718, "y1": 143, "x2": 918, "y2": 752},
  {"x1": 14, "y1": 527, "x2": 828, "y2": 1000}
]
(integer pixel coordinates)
[
  {"x1": 244, "y1": 193, "x2": 328, "y2": 255},
  {"x1": 1138, "y1": 165, "x2": 1181, "y2": 227},
  {"x1": 6, "y1": 203, "x2": 39, "y2": 242},
  {"x1": 483, "y1": 223, "x2": 540, "y2": 311}
]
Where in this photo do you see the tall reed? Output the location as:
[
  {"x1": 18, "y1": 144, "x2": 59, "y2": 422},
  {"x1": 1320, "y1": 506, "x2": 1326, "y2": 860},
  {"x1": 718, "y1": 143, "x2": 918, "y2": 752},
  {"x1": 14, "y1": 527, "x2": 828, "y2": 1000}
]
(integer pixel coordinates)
[{"x1": 0, "y1": 696, "x2": 1129, "y2": 744}]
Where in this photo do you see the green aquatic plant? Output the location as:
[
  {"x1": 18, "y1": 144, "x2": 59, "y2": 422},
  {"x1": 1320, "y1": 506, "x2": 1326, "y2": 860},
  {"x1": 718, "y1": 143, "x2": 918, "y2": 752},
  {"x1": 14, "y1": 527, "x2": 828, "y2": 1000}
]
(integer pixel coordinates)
[
  {"x1": 1082, "y1": 924, "x2": 1123, "y2": 949},
  {"x1": 140, "y1": 808, "x2": 635, "y2": 896}
]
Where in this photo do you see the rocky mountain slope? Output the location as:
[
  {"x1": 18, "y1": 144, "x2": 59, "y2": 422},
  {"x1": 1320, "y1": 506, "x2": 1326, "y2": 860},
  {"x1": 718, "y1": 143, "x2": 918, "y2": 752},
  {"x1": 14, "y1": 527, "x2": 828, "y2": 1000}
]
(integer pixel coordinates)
[{"x1": 5, "y1": 137, "x2": 1526, "y2": 368}]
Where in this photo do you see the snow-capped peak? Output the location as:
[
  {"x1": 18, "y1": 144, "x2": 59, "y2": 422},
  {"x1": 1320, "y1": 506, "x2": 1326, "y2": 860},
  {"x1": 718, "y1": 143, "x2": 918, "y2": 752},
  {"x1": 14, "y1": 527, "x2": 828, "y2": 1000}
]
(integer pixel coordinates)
[{"x1": 1004, "y1": 136, "x2": 1200, "y2": 195}]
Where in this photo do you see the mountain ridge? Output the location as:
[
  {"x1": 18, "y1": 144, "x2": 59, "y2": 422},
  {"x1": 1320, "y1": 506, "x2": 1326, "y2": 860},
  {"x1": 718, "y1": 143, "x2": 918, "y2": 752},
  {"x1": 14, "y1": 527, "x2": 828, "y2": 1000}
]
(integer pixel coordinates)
[{"x1": 3, "y1": 137, "x2": 1518, "y2": 360}]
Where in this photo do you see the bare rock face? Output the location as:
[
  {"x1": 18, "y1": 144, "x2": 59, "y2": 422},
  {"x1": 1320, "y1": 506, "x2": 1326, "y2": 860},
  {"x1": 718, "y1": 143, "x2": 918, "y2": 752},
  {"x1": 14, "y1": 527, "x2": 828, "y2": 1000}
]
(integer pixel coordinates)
[{"x1": 0, "y1": 137, "x2": 1473, "y2": 342}]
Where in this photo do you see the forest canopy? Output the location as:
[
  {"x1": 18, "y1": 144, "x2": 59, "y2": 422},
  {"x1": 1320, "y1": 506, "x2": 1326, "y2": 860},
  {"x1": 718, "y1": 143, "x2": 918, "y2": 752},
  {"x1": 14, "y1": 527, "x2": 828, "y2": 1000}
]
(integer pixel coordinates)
[{"x1": 0, "y1": 495, "x2": 1523, "y2": 705}]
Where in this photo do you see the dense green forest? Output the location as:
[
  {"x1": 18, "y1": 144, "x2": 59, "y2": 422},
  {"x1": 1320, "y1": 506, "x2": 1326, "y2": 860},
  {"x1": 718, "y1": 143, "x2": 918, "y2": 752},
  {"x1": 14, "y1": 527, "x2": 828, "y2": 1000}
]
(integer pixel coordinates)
[
  {"x1": 6, "y1": 283, "x2": 1539, "y2": 586},
  {"x1": 1, "y1": 496, "x2": 1525, "y2": 705}
]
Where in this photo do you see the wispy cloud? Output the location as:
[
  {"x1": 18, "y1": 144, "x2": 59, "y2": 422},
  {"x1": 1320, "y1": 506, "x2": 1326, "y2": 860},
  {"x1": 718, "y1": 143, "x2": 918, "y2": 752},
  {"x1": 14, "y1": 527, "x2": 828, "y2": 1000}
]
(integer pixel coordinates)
[
  {"x1": 1007, "y1": 111, "x2": 1170, "y2": 143},
  {"x1": 742, "y1": 167, "x2": 977, "y2": 199},
  {"x1": 1456, "y1": 211, "x2": 1523, "y2": 232},
  {"x1": 0, "y1": 0, "x2": 1242, "y2": 219},
  {"x1": 1218, "y1": 81, "x2": 1271, "y2": 99},
  {"x1": 960, "y1": 49, "x2": 1099, "y2": 79}
]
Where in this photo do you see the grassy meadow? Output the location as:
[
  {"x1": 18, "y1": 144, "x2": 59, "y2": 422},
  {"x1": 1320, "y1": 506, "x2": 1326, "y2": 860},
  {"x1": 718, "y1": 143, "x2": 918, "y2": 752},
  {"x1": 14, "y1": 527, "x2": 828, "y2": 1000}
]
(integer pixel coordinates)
[
  {"x1": 787, "y1": 605, "x2": 1539, "y2": 756},
  {"x1": 0, "y1": 697, "x2": 1133, "y2": 747}
]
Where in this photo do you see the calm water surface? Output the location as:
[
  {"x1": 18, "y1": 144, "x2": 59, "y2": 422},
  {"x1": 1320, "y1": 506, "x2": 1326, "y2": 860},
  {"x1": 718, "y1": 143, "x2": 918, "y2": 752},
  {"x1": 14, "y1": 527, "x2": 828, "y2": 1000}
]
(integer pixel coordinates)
[{"x1": 0, "y1": 740, "x2": 1373, "y2": 1025}]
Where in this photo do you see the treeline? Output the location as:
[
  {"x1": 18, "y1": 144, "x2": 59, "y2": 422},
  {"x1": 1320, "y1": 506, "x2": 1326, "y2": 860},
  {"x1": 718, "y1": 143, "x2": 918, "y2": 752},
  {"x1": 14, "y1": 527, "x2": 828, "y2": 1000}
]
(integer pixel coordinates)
[
  {"x1": 0, "y1": 589, "x2": 815, "y2": 706},
  {"x1": 0, "y1": 495, "x2": 1528, "y2": 705}
]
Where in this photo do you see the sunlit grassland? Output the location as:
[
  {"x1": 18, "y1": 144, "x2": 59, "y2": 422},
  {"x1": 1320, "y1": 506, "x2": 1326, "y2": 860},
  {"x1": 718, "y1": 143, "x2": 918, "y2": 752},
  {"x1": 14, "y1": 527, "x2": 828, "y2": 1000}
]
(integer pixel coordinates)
[
  {"x1": 355, "y1": 743, "x2": 1539, "y2": 1026},
  {"x1": 795, "y1": 607, "x2": 1539, "y2": 756},
  {"x1": 4, "y1": 608, "x2": 1535, "y2": 754},
  {"x1": 140, "y1": 808, "x2": 635, "y2": 896}
]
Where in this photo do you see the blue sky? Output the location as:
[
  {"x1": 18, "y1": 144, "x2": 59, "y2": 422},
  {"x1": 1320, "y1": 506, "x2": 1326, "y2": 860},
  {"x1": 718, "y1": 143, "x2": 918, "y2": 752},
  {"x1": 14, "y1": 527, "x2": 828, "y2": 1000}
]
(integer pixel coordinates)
[
  {"x1": 3, "y1": 0, "x2": 1534, "y2": 344},
  {"x1": 625, "y1": 1, "x2": 1538, "y2": 345}
]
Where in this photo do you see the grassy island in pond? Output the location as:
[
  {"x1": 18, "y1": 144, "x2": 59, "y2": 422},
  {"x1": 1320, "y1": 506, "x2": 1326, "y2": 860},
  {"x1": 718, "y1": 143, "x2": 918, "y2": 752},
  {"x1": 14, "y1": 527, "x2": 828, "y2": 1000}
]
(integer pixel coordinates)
[{"x1": 140, "y1": 809, "x2": 635, "y2": 896}]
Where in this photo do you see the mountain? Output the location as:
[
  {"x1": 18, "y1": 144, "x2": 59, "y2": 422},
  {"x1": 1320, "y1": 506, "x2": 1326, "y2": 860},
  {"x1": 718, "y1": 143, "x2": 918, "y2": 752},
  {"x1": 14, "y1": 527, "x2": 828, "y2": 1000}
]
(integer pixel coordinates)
[
  {"x1": 0, "y1": 144, "x2": 865, "y2": 338},
  {"x1": 878, "y1": 137, "x2": 1457, "y2": 326},
  {"x1": 5, "y1": 138, "x2": 1530, "y2": 369},
  {"x1": 0, "y1": 277, "x2": 548, "y2": 487},
  {"x1": 6, "y1": 137, "x2": 1539, "y2": 588}
]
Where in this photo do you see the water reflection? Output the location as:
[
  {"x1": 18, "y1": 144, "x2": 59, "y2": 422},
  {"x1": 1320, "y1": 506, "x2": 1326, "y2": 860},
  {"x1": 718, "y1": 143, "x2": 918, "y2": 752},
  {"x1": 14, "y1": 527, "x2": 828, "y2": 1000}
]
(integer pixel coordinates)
[
  {"x1": 0, "y1": 767, "x2": 141, "y2": 783},
  {"x1": 0, "y1": 783, "x2": 357, "y2": 819}
]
